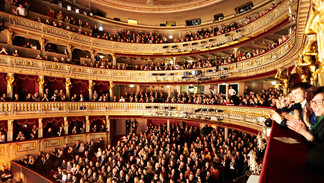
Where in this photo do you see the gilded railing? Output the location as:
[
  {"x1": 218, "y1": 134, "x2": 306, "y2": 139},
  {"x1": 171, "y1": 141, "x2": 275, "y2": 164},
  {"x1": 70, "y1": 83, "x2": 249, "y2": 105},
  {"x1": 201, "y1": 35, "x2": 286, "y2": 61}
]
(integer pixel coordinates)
[
  {"x1": 0, "y1": 0, "x2": 296, "y2": 55},
  {"x1": 0, "y1": 102, "x2": 274, "y2": 127},
  {"x1": 0, "y1": 33, "x2": 296, "y2": 82},
  {"x1": 0, "y1": 132, "x2": 107, "y2": 163}
]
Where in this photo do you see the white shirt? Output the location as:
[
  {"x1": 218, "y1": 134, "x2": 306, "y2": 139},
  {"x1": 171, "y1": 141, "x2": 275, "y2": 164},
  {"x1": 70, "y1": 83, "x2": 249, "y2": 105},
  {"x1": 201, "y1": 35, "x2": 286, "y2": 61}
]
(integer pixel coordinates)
[
  {"x1": 229, "y1": 88, "x2": 237, "y2": 96},
  {"x1": 16, "y1": 6, "x2": 27, "y2": 16}
]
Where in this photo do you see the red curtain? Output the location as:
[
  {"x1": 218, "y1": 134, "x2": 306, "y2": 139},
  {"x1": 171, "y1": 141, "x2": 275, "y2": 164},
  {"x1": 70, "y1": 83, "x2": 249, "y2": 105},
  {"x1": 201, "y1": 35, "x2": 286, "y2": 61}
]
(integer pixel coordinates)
[
  {"x1": 0, "y1": 120, "x2": 8, "y2": 131},
  {"x1": 45, "y1": 77, "x2": 66, "y2": 93},
  {"x1": 13, "y1": 74, "x2": 39, "y2": 99},
  {"x1": 16, "y1": 119, "x2": 38, "y2": 126},
  {"x1": 68, "y1": 116, "x2": 85, "y2": 124},
  {"x1": 147, "y1": 119, "x2": 167, "y2": 126},
  {"x1": 89, "y1": 116, "x2": 106, "y2": 123},
  {"x1": 93, "y1": 81, "x2": 109, "y2": 95},
  {"x1": 71, "y1": 79, "x2": 89, "y2": 99},
  {"x1": 0, "y1": 73, "x2": 7, "y2": 95},
  {"x1": 43, "y1": 117, "x2": 63, "y2": 126}
]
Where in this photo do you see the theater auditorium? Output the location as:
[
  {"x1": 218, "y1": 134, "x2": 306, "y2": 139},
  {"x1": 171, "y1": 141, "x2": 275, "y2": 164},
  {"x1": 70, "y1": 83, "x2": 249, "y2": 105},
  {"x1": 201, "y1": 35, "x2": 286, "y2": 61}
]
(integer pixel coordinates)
[{"x1": 0, "y1": 0, "x2": 323, "y2": 182}]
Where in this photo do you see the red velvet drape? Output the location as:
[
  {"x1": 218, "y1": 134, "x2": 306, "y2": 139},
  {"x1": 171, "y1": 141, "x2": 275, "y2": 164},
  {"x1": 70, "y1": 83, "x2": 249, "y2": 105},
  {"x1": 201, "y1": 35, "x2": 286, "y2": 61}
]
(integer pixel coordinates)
[
  {"x1": 13, "y1": 74, "x2": 39, "y2": 99},
  {"x1": 147, "y1": 119, "x2": 167, "y2": 126},
  {"x1": 89, "y1": 116, "x2": 106, "y2": 123},
  {"x1": 45, "y1": 77, "x2": 66, "y2": 93},
  {"x1": 68, "y1": 116, "x2": 85, "y2": 124},
  {"x1": 0, "y1": 73, "x2": 7, "y2": 95},
  {"x1": 0, "y1": 120, "x2": 8, "y2": 131},
  {"x1": 43, "y1": 117, "x2": 63, "y2": 126},
  {"x1": 71, "y1": 79, "x2": 89, "y2": 99},
  {"x1": 93, "y1": 81, "x2": 109, "y2": 95}
]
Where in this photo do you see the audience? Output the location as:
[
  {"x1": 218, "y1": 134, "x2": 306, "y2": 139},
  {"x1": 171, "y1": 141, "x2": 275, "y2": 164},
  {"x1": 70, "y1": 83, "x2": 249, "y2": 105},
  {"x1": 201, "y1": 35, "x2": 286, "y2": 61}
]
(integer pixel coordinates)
[
  {"x1": 18, "y1": 123, "x2": 264, "y2": 183},
  {"x1": 8, "y1": 0, "x2": 283, "y2": 44},
  {"x1": 118, "y1": 87, "x2": 282, "y2": 107}
]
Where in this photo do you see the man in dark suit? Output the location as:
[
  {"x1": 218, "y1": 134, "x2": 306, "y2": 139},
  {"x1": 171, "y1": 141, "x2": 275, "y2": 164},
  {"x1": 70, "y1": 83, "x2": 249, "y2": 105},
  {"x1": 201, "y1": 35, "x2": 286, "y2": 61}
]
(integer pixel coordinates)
[
  {"x1": 270, "y1": 83, "x2": 311, "y2": 127},
  {"x1": 126, "y1": 119, "x2": 131, "y2": 135}
]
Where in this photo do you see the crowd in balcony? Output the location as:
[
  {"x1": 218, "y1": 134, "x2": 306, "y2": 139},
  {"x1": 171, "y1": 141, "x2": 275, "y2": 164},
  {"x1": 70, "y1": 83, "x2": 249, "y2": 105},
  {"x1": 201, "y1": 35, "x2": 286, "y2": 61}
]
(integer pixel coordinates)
[
  {"x1": 0, "y1": 27, "x2": 293, "y2": 75},
  {"x1": 17, "y1": 122, "x2": 264, "y2": 183},
  {"x1": 174, "y1": 2, "x2": 281, "y2": 42},
  {"x1": 8, "y1": 0, "x2": 284, "y2": 44},
  {"x1": 118, "y1": 87, "x2": 282, "y2": 108}
]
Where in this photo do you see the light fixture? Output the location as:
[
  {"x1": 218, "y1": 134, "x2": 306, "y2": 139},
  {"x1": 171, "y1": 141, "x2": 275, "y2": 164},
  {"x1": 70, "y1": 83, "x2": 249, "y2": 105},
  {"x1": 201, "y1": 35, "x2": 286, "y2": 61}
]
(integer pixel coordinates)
[
  {"x1": 99, "y1": 55, "x2": 104, "y2": 59},
  {"x1": 129, "y1": 84, "x2": 134, "y2": 88},
  {"x1": 169, "y1": 35, "x2": 173, "y2": 39},
  {"x1": 271, "y1": 81, "x2": 276, "y2": 85},
  {"x1": 75, "y1": 9, "x2": 80, "y2": 13},
  {"x1": 67, "y1": 6, "x2": 72, "y2": 11},
  {"x1": 166, "y1": 85, "x2": 170, "y2": 88}
]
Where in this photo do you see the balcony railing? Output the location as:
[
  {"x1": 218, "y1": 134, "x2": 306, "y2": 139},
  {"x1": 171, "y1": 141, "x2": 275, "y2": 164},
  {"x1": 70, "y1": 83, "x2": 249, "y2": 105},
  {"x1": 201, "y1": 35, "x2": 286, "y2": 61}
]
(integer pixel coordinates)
[
  {"x1": 0, "y1": 102, "x2": 274, "y2": 129},
  {"x1": 0, "y1": 0, "x2": 296, "y2": 55},
  {"x1": 0, "y1": 33, "x2": 296, "y2": 82}
]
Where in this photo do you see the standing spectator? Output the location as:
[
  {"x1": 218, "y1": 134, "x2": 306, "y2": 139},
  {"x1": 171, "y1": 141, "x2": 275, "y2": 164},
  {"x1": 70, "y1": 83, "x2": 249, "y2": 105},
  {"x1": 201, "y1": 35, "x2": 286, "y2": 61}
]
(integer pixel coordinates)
[
  {"x1": 16, "y1": 131, "x2": 25, "y2": 141},
  {"x1": 56, "y1": 11, "x2": 64, "y2": 21},
  {"x1": 229, "y1": 86, "x2": 237, "y2": 97},
  {"x1": 48, "y1": 9, "x2": 55, "y2": 18},
  {"x1": 125, "y1": 119, "x2": 131, "y2": 135},
  {"x1": 16, "y1": 4, "x2": 27, "y2": 16},
  {"x1": 0, "y1": 131, "x2": 5, "y2": 142}
]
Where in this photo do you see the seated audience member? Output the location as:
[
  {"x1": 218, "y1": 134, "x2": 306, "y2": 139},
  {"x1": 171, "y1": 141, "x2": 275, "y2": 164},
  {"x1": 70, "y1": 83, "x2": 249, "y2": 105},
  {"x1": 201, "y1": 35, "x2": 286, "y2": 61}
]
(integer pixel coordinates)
[
  {"x1": 119, "y1": 96, "x2": 126, "y2": 102},
  {"x1": 71, "y1": 94, "x2": 78, "y2": 101},
  {"x1": 32, "y1": 92, "x2": 40, "y2": 101},
  {"x1": 71, "y1": 126, "x2": 78, "y2": 134},
  {"x1": 30, "y1": 44, "x2": 37, "y2": 49},
  {"x1": 26, "y1": 93, "x2": 33, "y2": 101},
  {"x1": 51, "y1": 93, "x2": 59, "y2": 101},
  {"x1": 92, "y1": 125, "x2": 97, "y2": 132},
  {"x1": 12, "y1": 49, "x2": 19, "y2": 56},
  {"x1": 79, "y1": 94, "x2": 85, "y2": 101},
  {"x1": 16, "y1": 4, "x2": 27, "y2": 16},
  {"x1": 41, "y1": 93, "x2": 50, "y2": 101},
  {"x1": 16, "y1": 131, "x2": 25, "y2": 141},
  {"x1": 0, "y1": 131, "x2": 5, "y2": 142},
  {"x1": 36, "y1": 54, "x2": 42, "y2": 59},
  {"x1": 57, "y1": 126, "x2": 65, "y2": 136},
  {"x1": 0, "y1": 94, "x2": 8, "y2": 101},
  {"x1": 0, "y1": 48, "x2": 8, "y2": 55},
  {"x1": 13, "y1": 94, "x2": 19, "y2": 101},
  {"x1": 46, "y1": 128, "x2": 54, "y2": 137},
  {"x1": 80, "y1": 124, "x2": 86, "y2": 133},
  {"x1": 30, "y1": 128, "x2": 38, "y2": 140},
  {"x1": 287, "y1": 86, "x2": 324, "y2": 171}
]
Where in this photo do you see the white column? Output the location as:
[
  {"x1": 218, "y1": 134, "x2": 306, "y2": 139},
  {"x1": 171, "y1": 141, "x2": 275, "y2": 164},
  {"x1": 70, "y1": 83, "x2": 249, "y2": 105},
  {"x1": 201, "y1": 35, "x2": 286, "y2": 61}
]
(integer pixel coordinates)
[
  {"x1": 38, "y1": 118, "x2": 43, "y2": 138},
  {"x1": 7, "y1": 120, "x2": 13, "y2": 142},
  {"x1": 64, "y1": 117, "x2": 69, "y2": 134},
  {"x1": 225, "y1": 83, "x2": 229, "y2": 101},
  {"x1": 224, "y1": 127, "x2": 228, "y2": 139},
  {"x1": 106, "y1": 116, "x2": 110, "y2": 145},
  {"x1": 86, "y1": 116, "x2": 90, "y2": 133},
  {"x1": 167, "y1": 119, "x2": 170, "y2": 131}
]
